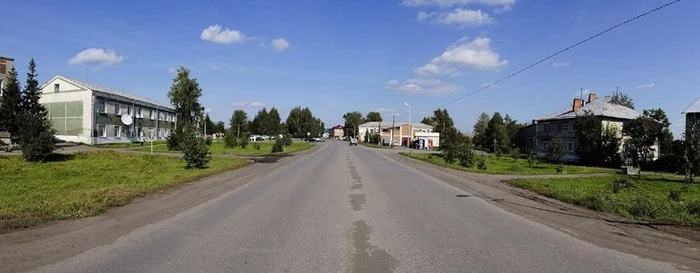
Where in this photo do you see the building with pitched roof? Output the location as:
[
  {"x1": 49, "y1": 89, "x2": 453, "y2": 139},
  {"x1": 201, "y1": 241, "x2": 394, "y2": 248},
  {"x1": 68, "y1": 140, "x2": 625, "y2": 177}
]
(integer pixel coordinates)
[
  {"x1": 38, "y1": 75, "x2": 176, "y2": 144},
  {"x1": 520, "y1": 92, "x2": 654, "y2": 162},
  {"x1": 358, "y1": 121, "x2": 439, "y2": 148}
]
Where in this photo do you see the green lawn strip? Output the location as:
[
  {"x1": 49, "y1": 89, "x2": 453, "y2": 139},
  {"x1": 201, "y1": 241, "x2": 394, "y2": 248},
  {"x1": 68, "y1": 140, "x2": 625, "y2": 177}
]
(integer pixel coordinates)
[
  {"x1": 401, "y1": 152, "x2": 616, "y2": 175},
  {"x1": 0, "y1": 151, "x2": 250, "y2": 230},
  {"x1": 506, "y1": 174, "x2": 700, "y2": 226},
  {"x1": 93, "y1": 140, "x2": 167, "y2": 148},
  {"x1": 139, "y1": 141, "x2": 313, "y2": 155},
  {"x1": 360, "y1": 142, "x2": 392, "y2": 149}
]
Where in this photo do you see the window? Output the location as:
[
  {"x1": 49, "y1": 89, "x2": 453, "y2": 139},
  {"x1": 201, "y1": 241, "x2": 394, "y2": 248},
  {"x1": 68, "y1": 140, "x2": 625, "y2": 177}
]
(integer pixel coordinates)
[
  {"x1": 136, "y1": 127, "x2": 142, "y2": 138},
  {"x1": 54, "y1": 83, "x2": 59, "y2": 92},
  {"x1": 97, "y1": 101, "x2": 106, "y2": 113},
  {"x1": 98, "y1": 124, "x2": 106, "y2": 137},
  {"x1": 567, "y1": 142, "x2": 575, "y2": 153},
  {"x1": 136, "y1": 107, "x2": 142, "y2": 118},
  {"x1": 560, "y1": 123, "x2": 569, "y2": 131},
  {"x1": 149, "y1": 110, "x2": 154, "y2": 120},
  {"x1": 126, "y1": 105, "x2": 132, "y2": 116},
  {"x1": 541, "y1": 141, "x2": 550, "y2": 151},
  {"x1": 114, "y1": 103, "x2": 121, "y2": 115},
  {"x1": 114, "y1": 125, "x2": 121, "y2": 137},
  {"x1": 548, "y1": 124, "x2": 556, "y2": 132}
]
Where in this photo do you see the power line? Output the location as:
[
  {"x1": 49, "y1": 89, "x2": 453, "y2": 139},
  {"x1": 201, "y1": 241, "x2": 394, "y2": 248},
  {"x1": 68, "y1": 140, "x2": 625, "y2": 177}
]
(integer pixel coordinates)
[{"x1": 424, "y1": 0, "x2": 682, "y2": 111}]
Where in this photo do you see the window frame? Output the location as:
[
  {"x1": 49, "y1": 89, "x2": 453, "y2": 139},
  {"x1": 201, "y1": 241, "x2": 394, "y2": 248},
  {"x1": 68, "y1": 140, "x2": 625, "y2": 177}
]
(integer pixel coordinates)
[
  {"x1": 97, "y1": 124, "x2": 106, "y2": 137},
  {"x1": 54, "y1": 83, "x2": 59, "y2": 92},
  {"x1": 114, "y1": 103, "x2": 121, "y2": 115},
  {"x1": 114, "y1": 125, "x2": 122, "y2": 137}
]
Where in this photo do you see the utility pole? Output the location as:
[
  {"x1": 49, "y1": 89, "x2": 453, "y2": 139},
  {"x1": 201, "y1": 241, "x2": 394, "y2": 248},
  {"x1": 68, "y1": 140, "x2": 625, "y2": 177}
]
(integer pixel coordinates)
[{"x1": 390, "y1": 115, "x2": 395, "y2": 147}]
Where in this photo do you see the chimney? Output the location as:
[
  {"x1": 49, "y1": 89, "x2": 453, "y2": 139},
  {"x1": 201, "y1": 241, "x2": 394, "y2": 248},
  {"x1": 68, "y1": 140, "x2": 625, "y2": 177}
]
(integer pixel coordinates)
[
  {"x1": 588, "y1": 92, "x2": 597, "y2": 103},
  {"x1": 573, "y1": 98, "x2": 583, "y2": 112}
]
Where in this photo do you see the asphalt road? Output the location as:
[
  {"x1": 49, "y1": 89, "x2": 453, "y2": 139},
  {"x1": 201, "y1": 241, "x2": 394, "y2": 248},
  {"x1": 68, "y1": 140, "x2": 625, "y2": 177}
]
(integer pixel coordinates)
[{"x1": 26, "y1": 141, "x2": 691, "y2": 273}]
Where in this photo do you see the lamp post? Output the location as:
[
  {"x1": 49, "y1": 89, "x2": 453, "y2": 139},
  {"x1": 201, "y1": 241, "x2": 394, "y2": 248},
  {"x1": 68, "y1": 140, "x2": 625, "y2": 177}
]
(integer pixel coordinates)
[
  {"x1": 403, "y1": 102, "x2": 411, "y2": 124},
  {"x1": 307, "y1": 132, "x2": 310, "y2": 142}
]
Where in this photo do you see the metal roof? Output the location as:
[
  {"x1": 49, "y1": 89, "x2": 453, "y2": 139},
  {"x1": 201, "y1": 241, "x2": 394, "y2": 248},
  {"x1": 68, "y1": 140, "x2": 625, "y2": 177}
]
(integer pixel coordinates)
[
  {"x1": 682, "y1": 98, "x2": 700, "y2": 114},
  {"x1": 43, "y1": 75, "x2": 175, "y2": 111},
  {"x1": 534, "y1": 97, "x2": 640, "y2": 122}
]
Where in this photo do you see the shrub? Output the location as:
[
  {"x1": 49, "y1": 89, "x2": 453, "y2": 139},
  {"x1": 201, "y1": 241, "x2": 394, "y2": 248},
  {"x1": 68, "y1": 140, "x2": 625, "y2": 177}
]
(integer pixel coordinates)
[
  {"x1": 224, "y1": 129, "x2": 237, "y2": 148},
  {"x1": 166, "y1": 131, "x2": 181, "y2": 151},
  {"x1": 458, "y1": 148, "x2": 475, "y2": 168},
  {"x1": 556, "y1": 164, "x2": 563, "y2": 174},
  {"x1": 495, "y1": 150, "x2": 503, "y2": 159},
  {"x1": 181, "y1": 127, "x2": 211, "y2": 169},
  {"x1": 527, "y1": 152, "x2": 539, "y2": 168},
  {"x1": 668, "y1": 188, "x2": 683, "y2": 202},
  {"x1": 254, "y1": 143, "x2": 261, "y2": 150},
  {"x1": 204, "y1": 136, "x2": 213, "y2": 146},
  {"x1": 17, "y1": 111, "x2": 56, "y2": 162},
  {"x1": 272, "y1": 137, "x2": 285, "y2": 153},
  {"x1": 240, "y1": 132, "x2": 250, "y2": 149},
  {"x1": 686, "y1": 200, "x2": 700, "y2": 216},
  {"x1": 283, "y1": 133, "x2": 293, "y2": 146},
  {"x1": 612, "y1": 176, "x2": 637, "y2": 193},
  {"x1": 509, "y1": 147, "x2": 519, "y2": 161},
  {"x1": 477, "y1": 156, "x2": 487, "y2": 172}
]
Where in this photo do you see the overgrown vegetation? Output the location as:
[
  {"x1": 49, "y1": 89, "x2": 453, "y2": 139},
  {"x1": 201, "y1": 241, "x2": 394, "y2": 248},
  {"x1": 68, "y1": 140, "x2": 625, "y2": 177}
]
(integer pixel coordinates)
[
  {"x1": 0, "y1": 151, "x2": 249, "y2": 230},
  {"x1": 507, "y1": 174, "x2": 700, "y2": 226}
]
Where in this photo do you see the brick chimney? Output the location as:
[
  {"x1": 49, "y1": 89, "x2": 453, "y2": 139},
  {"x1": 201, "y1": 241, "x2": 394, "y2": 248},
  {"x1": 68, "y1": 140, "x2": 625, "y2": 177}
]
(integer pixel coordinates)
[
  {"x1": 588, "y1": 92, "x2": 597, "y2": 103},
  {"x1": 573, "y1": 98, "x2": 583, "y2": 112}
]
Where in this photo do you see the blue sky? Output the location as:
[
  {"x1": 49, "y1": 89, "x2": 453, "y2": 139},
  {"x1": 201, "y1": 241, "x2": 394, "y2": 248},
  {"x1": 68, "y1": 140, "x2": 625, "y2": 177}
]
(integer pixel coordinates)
[{"x1": 1, "y1": 0, "x2": 698, "y2": 137}]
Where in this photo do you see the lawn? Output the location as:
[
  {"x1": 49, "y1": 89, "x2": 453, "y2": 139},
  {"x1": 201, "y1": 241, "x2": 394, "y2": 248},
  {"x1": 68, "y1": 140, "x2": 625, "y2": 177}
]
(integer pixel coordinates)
[
  {"x1": 507, "y1": 174, "x2": 700, "y2": 226},
  {"x1": 401, "y1": 152, "x2": 617, "y2": 175},
  {"x1": 94, "y1": 140, "x2": 166, "y2": 148},
  {"x1": 139, "y1": 141, "x2": 313, "y2": 155},
  {"x1": 0, "y1": 151, "x2": 250, "y2": 231}
]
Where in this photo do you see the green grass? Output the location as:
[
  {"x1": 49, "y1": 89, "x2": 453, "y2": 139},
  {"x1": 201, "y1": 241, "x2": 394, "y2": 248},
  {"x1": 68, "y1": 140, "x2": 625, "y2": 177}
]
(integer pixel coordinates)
[
  {"x1": 507, "y1": 174, "x2": 700, "y2": 226},
  {"x1": 139, "y1": 141, "x2": 313, "y2": 155},
  {"x1": 94, "y1": 140, "x2": 166, "y2": 148},
  {"x1": 0, "y1": 151, "x2": 250, "y2": 230},
  {"x1": 360, "y1": 142, "x2": 392, "y2": 149},
  {"x1": 401, "y1": 152, "x2": 616, "y2": 175}
]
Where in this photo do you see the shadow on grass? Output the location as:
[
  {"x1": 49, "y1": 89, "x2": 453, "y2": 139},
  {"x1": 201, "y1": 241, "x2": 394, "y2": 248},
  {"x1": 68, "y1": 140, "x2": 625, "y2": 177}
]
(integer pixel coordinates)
[
  {"x1": 44, "y1": 153, "x2": 76, "y2": 162},
  {"x1": 246, "y1": 153, "x2": 295, "y2": 163}
]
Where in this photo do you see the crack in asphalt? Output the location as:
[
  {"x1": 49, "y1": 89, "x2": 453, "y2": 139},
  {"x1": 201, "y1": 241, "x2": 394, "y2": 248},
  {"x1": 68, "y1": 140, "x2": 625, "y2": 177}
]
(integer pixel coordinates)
[
  {"x1": 350, "y1": 220, "x2": 399, "y2": 273},
  {"x1": 349, "y1": 194, "x2": 366, "y2": 211}
]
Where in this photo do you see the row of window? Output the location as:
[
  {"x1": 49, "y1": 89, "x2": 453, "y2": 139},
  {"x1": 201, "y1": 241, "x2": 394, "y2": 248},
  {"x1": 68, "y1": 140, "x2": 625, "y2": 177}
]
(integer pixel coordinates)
[
  {"x1": 96, "y1": 124, "x2": 171, "y2": 138},
  {"x1": 540, "y1": 141, "x2": 576, "y2": 153},
  {"x1": 96, "y1": 101, "x2": 175, "y2": 122},
  {"x1": 540, "y1": 122, "x2": 575, "y2": 133}
]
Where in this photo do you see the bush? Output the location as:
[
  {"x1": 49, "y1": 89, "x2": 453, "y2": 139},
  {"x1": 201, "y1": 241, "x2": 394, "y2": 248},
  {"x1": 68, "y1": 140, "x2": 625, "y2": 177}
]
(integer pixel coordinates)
[
  {"x1": 224, "y1": 130, "x2": 237, "y2": 148},
  {"x1": 495, "y1": 150, "x2": 503, "y2": 159},
  {"x1": 668, "y1": 188, "x2": 683, "y2": 201},
  {"x1": 686, "y1": 200, "x2": 700, "y2": 216},
  {"x1": 509, "y1": 147, "x2": 519, "y2": 161},
  {"x1": 181, "y1": 127, "x2": 211, "y2": 169},
  {"x1": 166, "y1": 131, "x2": 181, "y2": 151},
  {"x1": 644, "y1": 155, "x2": 683, "y2": 174},
  {"x1": 17, "y1": 112, "x2": 56, "y2": 162},
  {"x1": 556, "y1": 164, "x2": 563, "y2": 174},
  {"x1": 283, "y1": 134, "x2": 293, "y2": 146},
  {"x1": 272, "y1": 138, "x2": 285, "y2": 153},
  {"x1": 612, "y1": 176, "x2": 637, "y2": 193},
  {"x1": 477, "y1": 156, "x2": 487, "y2": 172},
  {"x1": 253, "y1": 143, "x2": 261, "y2": 150},
  {"x1": 458, "y1": 147, "x2": 475, "y2": 168},
  {"x1": 204, "y1": 136, "x2": 213, "y2": 146},
  {"x1": 240, "y1": 132, "x2": 250, "y2": 149},
  {"x1": 527, "y1": 152, "x2": 539, "y2": 168}
]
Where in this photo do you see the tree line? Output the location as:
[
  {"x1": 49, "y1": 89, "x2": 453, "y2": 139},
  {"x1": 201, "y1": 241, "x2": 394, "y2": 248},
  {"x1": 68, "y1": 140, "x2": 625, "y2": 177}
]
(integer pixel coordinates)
[
  {"x1": 0, "y1": 59, "x2": 56, "y2": 162},
  {"x1": 471, "y1": 112, "x2": 525, "y2": 153},
  {"x1": 227, "y1": 106, "x2": 325, "y2": 139},
  {"x1": 342, "y1": 111, "x2": 383, "y2": 137}
]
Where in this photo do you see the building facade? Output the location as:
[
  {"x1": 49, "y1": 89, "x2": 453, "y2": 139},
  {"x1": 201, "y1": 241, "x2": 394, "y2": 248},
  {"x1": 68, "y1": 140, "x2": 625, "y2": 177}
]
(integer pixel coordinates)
[
  {"x1": 520, "y1": 93, "x2": 656, "y2": 162},
  {"x1": 329, "y1": 125, "x2": 344, "y2": 139},
  {"x1": 0, "y1": 56, "x2": 15, "y2": 141},
  {"x1": 357, "y1": 121, "x2": 440, "y2": 148},
  {"x1": 39, "y1": 75, "x2": 176, "y2": 144}
]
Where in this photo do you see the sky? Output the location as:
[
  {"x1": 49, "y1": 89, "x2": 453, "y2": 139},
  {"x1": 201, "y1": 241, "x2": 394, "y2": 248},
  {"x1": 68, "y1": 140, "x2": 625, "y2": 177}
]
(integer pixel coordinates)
[{"x1": 1, "y1": 0, "x2": 699, "y2": 137}]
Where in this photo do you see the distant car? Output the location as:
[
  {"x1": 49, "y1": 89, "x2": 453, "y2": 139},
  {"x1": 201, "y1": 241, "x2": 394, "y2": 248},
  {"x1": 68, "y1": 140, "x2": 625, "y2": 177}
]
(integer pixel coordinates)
[{"x1": 349, "y1": 138, "x2": 358, "y2": 146}]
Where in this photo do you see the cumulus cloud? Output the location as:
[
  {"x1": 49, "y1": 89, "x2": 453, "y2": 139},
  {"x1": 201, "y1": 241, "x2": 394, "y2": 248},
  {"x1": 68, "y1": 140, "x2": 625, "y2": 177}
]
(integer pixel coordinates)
[
  {"x1": 417, "y1": 11, "x2": 436, "y2": 21},
  {"x1": 552, "y1": 62, "x2": 569, "y2": 67},
  {"x1": 232, "y1": 101, "x2": 265, "y2": 108},
  {"x1": 434, "y1": 8, "x2": 494, "y2": 26},
  {"x1": 402, "y1": 0, "x2": 516, "y2": 10},
  {"x1": 385, "y1": 77, "x2": 460, "y2": 95},
  {"x1": 68, "y1": 48, "x2": 124, "y2": 66},
  {"x1": 415, "y1": 36, "x2": 507, "y2": 76},
  {"x1": 201, "y1": 24, "x2": 246, "y2": 44},
  {"x1": 271, "y1": 38, "x2": 290, "y2": 52},
  {"x1": 637, "y1": 83, "x2": 655, "y2": 89}
]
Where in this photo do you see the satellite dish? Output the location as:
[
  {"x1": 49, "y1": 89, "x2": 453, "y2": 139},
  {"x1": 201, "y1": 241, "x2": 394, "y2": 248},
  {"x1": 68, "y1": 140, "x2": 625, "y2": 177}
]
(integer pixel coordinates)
[{"x1": 121, "y1": 114, "x2": 133, "y2": 125}]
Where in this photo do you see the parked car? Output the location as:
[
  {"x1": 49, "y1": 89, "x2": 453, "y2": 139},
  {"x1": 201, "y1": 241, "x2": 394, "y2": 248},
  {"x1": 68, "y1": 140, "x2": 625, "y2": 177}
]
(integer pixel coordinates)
[{"x1": 349, "y1": 138, "x2": 358, "y2": 146}]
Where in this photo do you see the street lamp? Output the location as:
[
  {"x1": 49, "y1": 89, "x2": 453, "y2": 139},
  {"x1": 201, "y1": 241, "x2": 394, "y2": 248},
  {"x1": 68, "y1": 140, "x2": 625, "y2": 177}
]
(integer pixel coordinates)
[
  {"x1": 403, "y1": 102, "x2": 411, "y2": 124},
  {"x1": 307, "y1": 132, "x2": 310, "y2": 142}
]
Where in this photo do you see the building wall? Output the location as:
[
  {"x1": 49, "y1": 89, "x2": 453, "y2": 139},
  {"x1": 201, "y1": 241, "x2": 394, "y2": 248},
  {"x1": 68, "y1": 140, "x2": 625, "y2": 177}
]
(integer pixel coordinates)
[
  {"x1": 93, "y1": 95, "x2": 176, "y2": 143},
  {"x1": 39, "y1": 83, "x2": 94, "y2": 144},
  {"x1": 0, "y1": 57, "x2": 15, "y2": 112}
]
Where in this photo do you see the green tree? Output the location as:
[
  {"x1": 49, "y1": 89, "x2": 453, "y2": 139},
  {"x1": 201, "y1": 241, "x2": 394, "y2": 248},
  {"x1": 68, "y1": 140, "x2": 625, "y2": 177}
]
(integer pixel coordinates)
[
  {"x1": 547, "y1": 138, "x2": 566, "y2": 164},
  {"x1": 472, "y1": 112, "x2": 490, "y2": 148},
  {"x1": 203, "y1": 113, "x2": 215, "y2": 136},
  {"x1": 623, "y1": 114, "x2": 663, "y2": 163},
  {"x1": 214, "y1": 121, "x2": 225, "y2": 135},
  {"x1": 224, "y1": 128, "x2": 237, "y2": 148},
  {"x1": 240, "y1": 132, "x2": 250, "y2": 148},
  {"x1": 421, "y1": 117, "x2": 433, "y2": 126},
  {"x1": 16, "y1": 60, "x2": 55, "y2": 162},
  {"x1": 21, "y1": 59, "x2": 45, "y2": 115},
  {"x1": 0, "y1": 66, "x2": 22, "y2": 139},
  {"x1": 485, "y1": 112, "x2": 508, "y2": 152},
  {"x1": 685, "y1": 115, "x2": 700, "y2": 185},
  {"x1": 229, "y1": 109, "x2": 249, "y2": 138},
  {"x1": 181, "y1": 125, "x2": 211, "y2": 169},
  {"x1": 575, "y1": 111, "x2": 603, "y2": 165},
  {"x1": 250, "y1": 108, "x2": 268, "y2": 135},
  {"x1": 167, "y1": 66, "x2": 203, "y2": 150},
  {"x1": 601, "y1": 125, "x2": 622, "y2": 167},
  {"x1": 343, "y1": 111, "x2": 364, "y2": 137},
  {"x1": 611, "y1": 91, "x2": 634, "y2": 109},
  {"x1": 365, "y1": 111, "x2": 383, "y2": 122},
  {"x1": 504, "y1": 114, "x2": 524, "y2": 149},
  {"x1": 286, "y1": 107, "x2": 303, "y2": 137},
  {"x1": 272, "y1": 137, "x2": 285, "y2": 153},
  {"x1": 286, "y1": 107, "x2": 324, "y2": 138},
  {"x1": 642, "y1": 108, "x2": 672, "y2": 156},
  {"x1": 266, "y1": 107, "x2": 282, "y2": 136},
  {"x1": 428, "y1": 108, "x2": 454, "y2": 133}
]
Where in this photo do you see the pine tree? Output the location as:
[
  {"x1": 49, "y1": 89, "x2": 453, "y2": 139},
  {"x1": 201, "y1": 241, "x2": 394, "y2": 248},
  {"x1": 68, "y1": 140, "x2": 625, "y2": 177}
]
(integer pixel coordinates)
[
  {"x1": 0, "y1": 66, "x2": 22, "y2": 139},
  {"x1": 21, "y1": 59, "x2": 45, "y2": 115},
  {"x1": 16, "y1": 59, "x2": 56, "y2": 161}
]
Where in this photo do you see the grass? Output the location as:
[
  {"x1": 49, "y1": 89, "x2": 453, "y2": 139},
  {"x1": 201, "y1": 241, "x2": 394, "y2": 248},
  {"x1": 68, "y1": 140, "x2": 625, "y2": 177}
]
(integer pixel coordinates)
[
  {"x1": 139, "y1": 141, "x2": 313, "y2": 155},
  {"x1": 0, "y1": 151, "x2": 250, "y2": 231},
  {"x1": 507, "y1": 174, "x2": 700, "y2": 226},
  {"x1": 401, "y1": 152, "x2": 616, "y2": 175},
  {"x1": 360, "y1": 142, "x2": 392, "y2": 149},
  {"x1": 94, "y1": 140, "x2": 166, "y2": 148}
]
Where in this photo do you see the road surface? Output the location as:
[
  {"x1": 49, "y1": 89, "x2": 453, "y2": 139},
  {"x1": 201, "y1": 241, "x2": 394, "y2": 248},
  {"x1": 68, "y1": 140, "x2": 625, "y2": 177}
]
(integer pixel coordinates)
[{"x1": 24, "y1": 141, "x2": 692, "y2": 272}]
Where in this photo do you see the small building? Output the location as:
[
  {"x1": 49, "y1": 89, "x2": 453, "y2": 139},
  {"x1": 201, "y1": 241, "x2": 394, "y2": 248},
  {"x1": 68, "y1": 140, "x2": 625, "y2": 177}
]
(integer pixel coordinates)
[
  {"x1": 38, "y1": 75, "x2": 176, "y2": 144},
  {"x1": 329, "y1": 125, "x2": 344, "y2": 139},
  {"x1": 684, "y1": 97, "x2": 700, "y2": 141},
  {"x1": 0, "y1": 56, "x2": 15, "y2": 143},
  {"x1": 520, "y1": 93, "x2": 655, "y2": 162},
  {"x1": 358, "y1": 121, "x2": 439, "y2": 148}
]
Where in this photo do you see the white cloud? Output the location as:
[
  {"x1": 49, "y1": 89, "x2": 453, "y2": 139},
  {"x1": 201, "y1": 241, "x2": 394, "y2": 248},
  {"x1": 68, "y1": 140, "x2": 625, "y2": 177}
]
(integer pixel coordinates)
[
  {"x1": 270, "y1": 38, "x2": 290, "y2": 52},
  {"x1": 552, "y1": 62, "x2": 569, "y2": 67},
  {"x1": 68, "y1": 48, "x2": 124, "y2": 66},
  {"x1": 435, "y1": 8, "x2": 494, "y2": 26},
  {"x1": 385, "y1": 77, "x2": 460, "y2": 95},
  {"x1": 415, "y1": 36, "x2": 507, "y2": 76},
  {"x1": 386, "y1": 79, "x2": 399, "y2": 85},
  {"x1": 417, "y1": 11, "x2": 436, "y2": 21},
  {"x1": 200, "y1": 25, "x2": 246, "y2": 44},
  {"x1": 232, "y1": 101, "x2": 265, "y2": 108},
  {"x1": 637, "y1": 83, "x2": 655, "y2": 89},
  {"x1": 402, "y1": 0, "x2": 516, "y2": 10}
]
